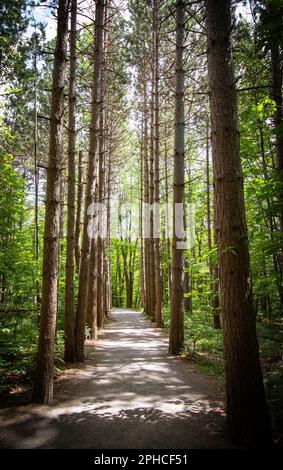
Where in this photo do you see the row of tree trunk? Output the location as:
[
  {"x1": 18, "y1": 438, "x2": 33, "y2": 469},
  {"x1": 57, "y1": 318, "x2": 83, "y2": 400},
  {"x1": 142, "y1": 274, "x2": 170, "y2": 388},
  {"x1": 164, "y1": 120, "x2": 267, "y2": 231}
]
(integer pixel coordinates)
[
  {"x1": 136, "y1": 0, "x2": 272, "y2": 446},
  {"x1": 206, "y1": 0, "x2": 271, "y2": 446},
  {"x1": 32, "y1": 0, "x2": 273, "y2": 447},
  {"x1": 140, "y1": 0, "x2": 272, "y2": 447},
  {"x1": 139, "y1": 0, "x2": 163, "y2": 327},
  {"x1": 33, "y1": 0, "x2": 112, "y2": 404}
]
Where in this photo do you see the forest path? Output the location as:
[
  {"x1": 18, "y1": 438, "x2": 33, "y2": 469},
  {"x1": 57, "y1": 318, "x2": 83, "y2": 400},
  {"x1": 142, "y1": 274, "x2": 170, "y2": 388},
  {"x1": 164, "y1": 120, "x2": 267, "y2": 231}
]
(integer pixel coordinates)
[{"x1": 0, "y1": 309, "x2": 233, "y2": 449}]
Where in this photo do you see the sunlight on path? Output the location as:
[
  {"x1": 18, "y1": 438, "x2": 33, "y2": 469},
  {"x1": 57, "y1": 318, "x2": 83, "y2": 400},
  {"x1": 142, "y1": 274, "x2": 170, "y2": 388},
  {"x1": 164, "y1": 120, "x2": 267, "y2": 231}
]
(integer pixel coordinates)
[{"x1": 0, "y1": 309, "x2": 233, "y2": 449}]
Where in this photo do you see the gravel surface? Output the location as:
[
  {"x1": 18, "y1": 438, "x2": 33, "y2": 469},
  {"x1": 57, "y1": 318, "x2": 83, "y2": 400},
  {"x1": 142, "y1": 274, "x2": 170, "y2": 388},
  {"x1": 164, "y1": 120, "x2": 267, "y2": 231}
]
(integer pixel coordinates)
[{"x1": 0, "y1": 309, "x2": 234, "y2": 449}]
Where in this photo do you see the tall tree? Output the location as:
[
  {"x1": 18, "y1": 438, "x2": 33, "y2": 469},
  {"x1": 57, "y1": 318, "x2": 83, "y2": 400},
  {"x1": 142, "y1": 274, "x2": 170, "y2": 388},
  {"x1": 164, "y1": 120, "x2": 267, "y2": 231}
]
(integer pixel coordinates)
[
  {"x1": 0, "y1": 0, "x2": 29, "y2": 84},
  {"x1": 206, "y1": 0, "x2": 271, "y2": 446},
  {"x1": 266, "y1": 1, "x2": 283, "y2": 276},
  {"x1": 206, "y1": 115, "x2": 221, "y2": 329},
  {"x1": 32, "y1": 0, "x2": 70, "y2": 405},
  {"x1": 96, "y1": 0, "x2": 108, "y2": 328},
  {"x1": 164, "y1": 122, "x2": 172, "y2": 302},
  {"x1": 149, "y1": 77, "x2": 156, "y2": 320},
  {"x1": 143, "y1": 63, "x2": 151, "y2": 317},
  {"x1": 140, "y1": 120, "x2": 146, "y2": 310},
  {"x1": 256, "y1": 0, "x2": 283, "y2": 237},
  {"x1": 64, "y1": 0, "x2": 77, "y2": 363},
  {"x1": 169, "y1": 0, "x2": 185, "y2": 355},
  {"x1": 270, "y1": 31, "x2": 283, "y2": 237},
  {"x1": 33, "y1": 31, "x2": 40, "y2": 314},
  {"x1": 75, "y1": 150, "x2": 84, "y2": 273},
  {"x1": 153, "y1": 0, "x2": 162, "y2": 327},
  {"x1": 75, "y1": 0, "x2": 105, "y2": 361}
]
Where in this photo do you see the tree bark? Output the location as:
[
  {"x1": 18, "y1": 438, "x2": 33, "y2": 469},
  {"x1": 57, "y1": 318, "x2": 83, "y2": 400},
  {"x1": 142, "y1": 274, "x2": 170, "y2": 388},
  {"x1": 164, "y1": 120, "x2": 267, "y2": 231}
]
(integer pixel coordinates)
[
  {"x1": 64, "y1": 0, "x2": 77, "y2": 363},
  {"x1": 271, "y1": 45, "x2": 283, "y2": 280},
  {"x1": 169, "y1": 0, "x2": 185, "y2": 356},
  {"x1": 206, "y1": 0, "x2": 271, "y2": 446},
  {"x1": 33, "y1": 43, "x2": 40, "y2": 315},
  {"x1": 140, "y1": 122, "x2": 145, "y2": 310},
  {"x1": 153, "y1": 0, "x2": 162, "y2": 327},
  {"x1": 206, "y1": 116, "x2": 220, "y2": 329},
  {"x1": 75, "y1": 0, "x2": 104, "y2": 361},
  {"x1": 103, "y1": 0, "x2": 111, "y2": 319},
  {"x1": 183, "y1": 258, "x2": 192, "y2": 313},
  {"x1": 143, "y1": 68, "x2": 151, "y2": 317},
  {"x1": 258, "y1": 122, "x2": 283, "y2": 308},
  {"x1": 32, "y1": 0, "x2": 69, "y2": 405},
  {"x1": 105, "y1": 144, "x2": 112, "y2": 315},
  {"x1": 270, "y1": 41, "x2": 283, "y2": 237},
  {"x1": 164, "y1": 123, "x2": 171, "y2": 302},
  {"x1": 96, "y1": 134, "x2": 104, "y2": 328},
  {"x1": 75, "y1": 150, "x2": 83, "y2": 273},
  {"x1": 95, "y1": 0, "x2": 109, "y2": 329},
  {"x1": 86, "y1": 233, "x2": 97, "y2": 339},
  {"x1": 150, "y1": 69, "x2": 156, "y2": 320}
]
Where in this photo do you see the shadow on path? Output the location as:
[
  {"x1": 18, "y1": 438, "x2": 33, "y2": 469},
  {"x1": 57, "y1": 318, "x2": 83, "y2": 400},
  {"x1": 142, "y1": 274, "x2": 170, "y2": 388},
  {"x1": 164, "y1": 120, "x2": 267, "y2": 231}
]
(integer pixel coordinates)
[{"x1": 0, "y1": 309, "x2": 234, "y2": 449}]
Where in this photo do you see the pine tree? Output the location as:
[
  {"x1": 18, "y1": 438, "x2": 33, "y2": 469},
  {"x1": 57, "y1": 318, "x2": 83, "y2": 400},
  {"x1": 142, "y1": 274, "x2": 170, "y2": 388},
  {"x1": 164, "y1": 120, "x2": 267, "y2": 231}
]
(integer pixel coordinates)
[
  {"x1": 75, "y1": 0, "x2": 105, "y2": 361},
  {"x1": 169, "y1": 0, "x2": 185, "y2": 356},
  {"x1": 32, "y1": 0, "x2": 70, "y2": 405},
  {"x1": 206, "y1": 0, "x2": 271, "y2": 446},
  {"x1": 64, "y1": 0, "x2": 77, "y2": 363}
]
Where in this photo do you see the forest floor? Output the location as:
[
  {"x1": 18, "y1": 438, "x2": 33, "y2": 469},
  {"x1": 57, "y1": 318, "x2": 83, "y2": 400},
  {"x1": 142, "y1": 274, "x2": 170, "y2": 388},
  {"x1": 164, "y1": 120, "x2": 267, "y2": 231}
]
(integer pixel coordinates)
[{"x1": 0, "y1": 309, "x2": 235, "y2": 449}]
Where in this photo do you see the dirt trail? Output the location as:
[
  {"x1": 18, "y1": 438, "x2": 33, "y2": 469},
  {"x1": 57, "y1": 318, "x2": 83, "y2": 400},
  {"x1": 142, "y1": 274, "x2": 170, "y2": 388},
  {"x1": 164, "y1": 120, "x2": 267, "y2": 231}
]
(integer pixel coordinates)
[{"x1": 0, "y1": 309, "x2": 233, "y2": 449}]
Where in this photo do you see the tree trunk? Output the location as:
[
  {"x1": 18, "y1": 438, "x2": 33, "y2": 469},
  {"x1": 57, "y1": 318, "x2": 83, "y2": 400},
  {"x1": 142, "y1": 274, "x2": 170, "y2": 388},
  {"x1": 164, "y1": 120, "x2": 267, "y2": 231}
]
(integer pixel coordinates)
[
  {"x1": 206, "y1": 117, "x2": 220, "y2": 329},
  {"x1": 271, "y1": 45, "x2": 283, "y2": 236},
  {"x1": 96, "y1": 91, "x2": 105, "y2": 329},
  {"x1": 183, "y1": 173, "x2": 192, "y2": 314},
  {"x1": 143, "y1": 69, "x2": 151, "y2": 316},
  {"x1": 153, "y1": 0, "x2": 162, "y2": 327},
  {"x1": 258, "y1": 122, "x2": 283, "y2": 310},
  {"x1": 270, "y1": 45, "x2": 283, "y2": 293},
  {"x1": 105, "y1": 148, "x2": 112, "y2": 315},
  {"x1": 96, "y1": 0, "x2": 109, "y2": 329},
  {"x1": 75, "y1": 0, "x2": 104, "y2": 361},
  {"x1": 211, "y1": 256, "x2": 221, "y2": 328},
  {"x1": 32, "y1": 0, "x2": 69, "y2": 405},
  {"x1": 64, "y1": 0, "x2": 77, "y2": 363},
  {"x1": 206, "y1": 0, "x2": 271, "y2": 446},
  {"x1": 150, "y1": 68, "x2": 156, "y2": 320},
  {"x1": 183, "y1": 258, "x2": 192, "y2": 313},
  {"x1": 169, "y1": 0, "x2": 185, "y2": 356},
  {"x1": 75, "y1": 150, "x2": 83, "y2": 273},
  {"x1": 140, "y1": 123, "x2": 145, "y2": 309},
  {"x1": 96, "y1": 183, "x2": 104, "y2": 328},
  {"x1": 33, "y1": 44, "x2": 40, "y2": 315},
  {"x1": 86, "y1": 234, "x2": 97, "y2": 339},
  {"x1": 164, "y1": 123, "x2": 171, "y2": 302},
  {"x1": 103, "y1": 0, "x2": 110, "y2": 319}
]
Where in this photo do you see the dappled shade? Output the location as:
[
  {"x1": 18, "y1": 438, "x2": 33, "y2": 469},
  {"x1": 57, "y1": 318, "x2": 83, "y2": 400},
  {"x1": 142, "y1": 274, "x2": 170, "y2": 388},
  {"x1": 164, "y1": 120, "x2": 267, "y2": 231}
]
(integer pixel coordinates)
[{"x1": 0, "y1": 310, "x2": 231, "y2": 449}]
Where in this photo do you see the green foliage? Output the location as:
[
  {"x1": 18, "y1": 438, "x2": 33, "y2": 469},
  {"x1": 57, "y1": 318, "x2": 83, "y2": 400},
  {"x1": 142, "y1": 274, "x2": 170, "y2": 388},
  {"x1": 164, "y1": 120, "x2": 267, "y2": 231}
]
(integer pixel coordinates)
[
  {"x1": 0, "y1": 0, "x2": 282, "y2": 432},
  {"x1": 0, "y1": 311, "x2": 38, "y2": 394},
  {"x1": 0, "y1": 124, "x2": 40, "y2": 396},
  {"x1": 0, "y1": 0, "x2": 37, "y2": 84},
  {"x1": 0, "y1": 127, "x2": 37, "y2": 307},
  {"x1": 256, "y1": 97, "x2": 276, "y2": 121},
  {"x1": 184, "y1": 312, "x2": 223, "y2": 358},
  {"x1": 254, "y1": 0, "x2": 283, "y2": 49}
]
